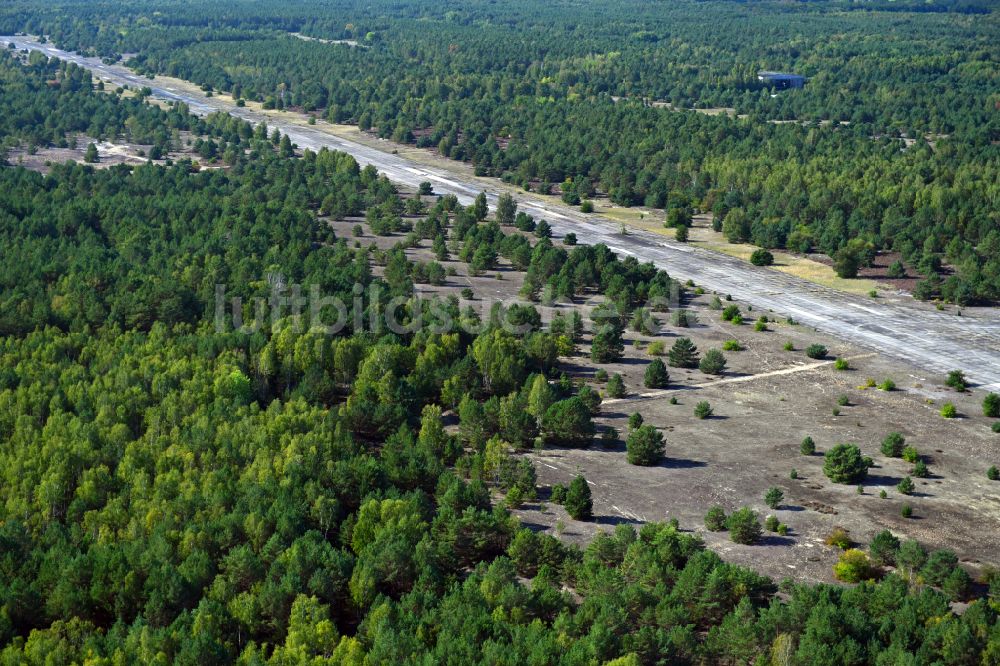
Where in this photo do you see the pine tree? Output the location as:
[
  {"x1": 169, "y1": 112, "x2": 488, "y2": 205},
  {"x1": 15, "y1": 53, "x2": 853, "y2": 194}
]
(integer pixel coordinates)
[
  {"x1": 473, "y1": 192, "x2": 489, "y2": 221},
  {"x1": 606, "y1": 373, "x2": 626, "y2": 398},
  {"x1": 432, "y1": 234, "x2": 448, "y2": 261},
  {"x1": 881, "y1": 432, "x2": 905, "y2": 457},
  {"x1": 644, "y1": 359, "x2": 669, "y2": 389},
  {"x1": 699, "y1": 349, "x2": 727, "y2": 375},
  {"x1": 626, "y1": 425, "x2": 665, "y2": 466},
  {"x1": 668, "y1": 337, "x2": 699, "y2": 368},
  {"x1": 564, "y1": 475, "x2": 593, "y2": 520},
  {"x1": 496, "y1": 192, "x2": 517, "y2": 226},
  {"x1": 591, "y1": 324, "x2": 624, "y2": 363},
  {"x1": 727, "y1": 508, "x2": 762, "y2": 544}
]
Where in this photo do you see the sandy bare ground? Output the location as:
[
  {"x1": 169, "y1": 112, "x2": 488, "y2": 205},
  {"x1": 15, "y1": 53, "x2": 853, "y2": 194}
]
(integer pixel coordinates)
[{"x1": 343, "y1": 210, "x2": 1000, "y2": 586}]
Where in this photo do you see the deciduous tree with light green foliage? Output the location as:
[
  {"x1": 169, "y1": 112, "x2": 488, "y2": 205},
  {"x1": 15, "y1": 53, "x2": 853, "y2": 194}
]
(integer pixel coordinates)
[
  {"x1": 472, "y1": 328, "x2": 527, "y2": 395},
  {"x1": 834, "y1": 549, "x2": 875, "y2": 583}
]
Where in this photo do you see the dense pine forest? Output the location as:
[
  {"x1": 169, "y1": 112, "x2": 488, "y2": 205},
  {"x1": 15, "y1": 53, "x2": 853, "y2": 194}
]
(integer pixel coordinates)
[
  {"x1": 2, "y1": 0, "x2": 998, "y2": 302},
  {"x1": 1, "y1": 41, "x2": 999, "y2": 663}
]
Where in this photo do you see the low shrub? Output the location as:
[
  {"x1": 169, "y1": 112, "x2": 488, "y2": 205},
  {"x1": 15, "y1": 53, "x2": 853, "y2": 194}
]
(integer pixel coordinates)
[
  {"x1": 897, "y1": 476, "x2": 915, "y2": 495},
  {"x1": 694, "y1": 401, "x2": 713, "y2": 419},
  {"x1": 750, "y1": 248, "x2": 774, "y2": 266},
  {"x1": 805, "y1": 344, "x2": 828, "y2": 359},
  {"x1": 705, "y1": 506, "x2": 727, "y2": 531},
  {"x1": 825, "y1": 527, "x2": 852, "y2": 550},
  {"x1": 834, "y1": 549, "x2": 875, "y2": 583}
]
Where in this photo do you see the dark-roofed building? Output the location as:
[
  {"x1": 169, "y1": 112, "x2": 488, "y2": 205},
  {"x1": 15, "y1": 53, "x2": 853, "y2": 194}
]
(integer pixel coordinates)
[{"x1": 757, "y1": 71, "x2": 805, "y2": 90}]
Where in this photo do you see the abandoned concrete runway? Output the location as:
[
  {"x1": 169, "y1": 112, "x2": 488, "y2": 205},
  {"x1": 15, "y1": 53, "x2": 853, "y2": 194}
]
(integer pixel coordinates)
[{"x1": 7, "y1": 35, "x2": 1000, "y2": 391}]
